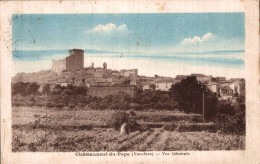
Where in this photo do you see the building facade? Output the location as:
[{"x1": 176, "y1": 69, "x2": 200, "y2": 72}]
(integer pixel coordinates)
[
  {"x1": 154, "y1": 78, "x2": 176, "y2": 91},
  {"x1": 207, "y1": 82, "x2": 219, "y2": 93},
  {"x1": 52, "y1": 49, "x2": 84, "y2": 73},
  {"x1": 229, "y1": 80, "x2": 245, "y2": 95},
  {"x1": 120, "y1": 69, "x2": 138, "y2": 77},
  {"x1": 52, "y1": 59, "x2": 66, "y2": 73},
  {"x1": 66, "y1": 49, "x2": 84, "y2": 71}
]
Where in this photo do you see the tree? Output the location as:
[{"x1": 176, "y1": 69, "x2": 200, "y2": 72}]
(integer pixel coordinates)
[
  {"x1": 170, "y1": 76, "x2": 217, "y2": 121},
  {"x1": 150, "y1": 84, "x2": 156, "y2": 90},
  {"x1": 42, "y1": 83, "x2": 50, "y2": 94},
  {"x1": 215, "y1": 103, "x2": 245, "y2": 135},
  {"x1": 72, "y1": 86, "x2": 88, "y2": 95},
  {"x1": 121, "y1": 78, "x2": 131, "y2": 85},
  {"x1": 12, "y1": 82, "x2": 28, "y2": 95},
  {"x1": 26, "y1": 82, "x2": 40, "y2": 95}
]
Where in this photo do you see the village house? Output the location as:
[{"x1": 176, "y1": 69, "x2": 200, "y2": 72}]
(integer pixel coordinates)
[
  {"x1": 142, "y1": 83, "x2": 152, "y2": 90},
  {"x1": 153, "y1": 78, "x2": 176, "y2": 91},
  {"x1": 207, "y1": 82, "x2": 219, "y2": 94},
  {"x1": 229, "y1": 80, "x2": 245, "y2": 95},
  {"x1": 215, "y1": 76, "x2": 226, "y2": 82},
  {"x1": 130, "y1": 78, "x2": 137, "y2": 85},
  {"x1": 15, "y1": 48, "x2": 246, "y2": 99},
  {"x1": 120, "y1": 69, "x2": 138, "y2": 77},
  {"x1": 218, "y1": 79, "x2": 245, "y2": 97},
  {"x1": 219, "y1": 86, "x2": 233, "y2": 97},
  {"x1": 56, "y1": 81, "x2": 70, "y2": 87},
  {"x1": 141, "y1": 82, "x2": 155, "y2": 90}
]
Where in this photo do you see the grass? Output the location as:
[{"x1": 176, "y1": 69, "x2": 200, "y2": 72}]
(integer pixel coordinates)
[
  {"x1": 12, "y1": 106, "x2": 245, "y2": 152},
  {"x1": 12, "y1": 106, "x2": 113, "y2": 127},
  {"x1": 12, "y1": 128, "x2": 245, "y2": 152},
  {"x1": 12, "y1": 106, "x2": 201, "y2": 127}
]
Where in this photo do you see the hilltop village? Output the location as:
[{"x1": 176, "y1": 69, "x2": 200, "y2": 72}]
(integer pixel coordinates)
[{"x1": 12, "y1": 49, "x2": 245, "y2": 99}]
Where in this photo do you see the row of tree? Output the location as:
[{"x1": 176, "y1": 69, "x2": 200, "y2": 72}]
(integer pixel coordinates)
[
  {"x1": 12, "y1": 76, "x2": 246, "y2": 135},
  {"x1": 11, "y1": 77, "x2": 219, "y2": 118},
  {"x1": 12, "y1": 82, "x2": 87, "y2": 96},
  {"x1": 12, "y1": 82, "x2": 40, "y2": 95},
  {"x1": 12, "y1": 76, "x2": 245, "y2": 125}
]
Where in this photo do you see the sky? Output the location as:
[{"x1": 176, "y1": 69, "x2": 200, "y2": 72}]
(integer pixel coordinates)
[{"x1": 12, "y1": 13, "x2": 245, "y2": 78}]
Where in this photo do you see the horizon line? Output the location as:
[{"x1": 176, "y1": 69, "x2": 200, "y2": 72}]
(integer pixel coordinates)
[
  {"x1": 12, "y1": 48, "x2": 245, "y2": 54},
  {"x1": 12, "y1": 68, "x2": 245, "y2": 80}
]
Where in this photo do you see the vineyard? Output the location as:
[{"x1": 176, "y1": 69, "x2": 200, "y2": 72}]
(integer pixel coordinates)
[{"x1": 12, "y1": 106, "x2": 245, "y2": 151}]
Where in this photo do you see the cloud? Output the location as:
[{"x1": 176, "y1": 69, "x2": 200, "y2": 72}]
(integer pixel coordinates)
[
  {"x1": 181, "y1": 33, "x2": 215, "y2": 45},
  {"x1": 87, "y1": 23, "x2": 129, "y2": 34}
]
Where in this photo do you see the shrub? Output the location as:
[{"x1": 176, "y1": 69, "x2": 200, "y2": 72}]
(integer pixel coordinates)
[
  {"x1": 216, "y1": 100, "x2": 235, "y2": 115},
  {"x1": 164, "y1": 123, "x2": 178, "y2": 131},
  {"x1": 128, "y1": 118, "x2": 140, "y2": 132},
  {"x1": 55, "y1": 103, "x2": 65, "y2": 108},
  {"x1": 128, "y1": 110, "x2": 137, "y2": 116},
  {"x1": 30, "y1": 119, "x2": 41, "y2": 129},
  {"x1": 29, "y1": 96, "x2": 35, "y2": 103},
  {"x1": 88, "y1": 102, "x2": 98, "y2": 110},
  {"x1": 12, "y1": 132, "x2": 25, "y2": 152},
  {"x1": 215, "y1": 104, "x2": 245, "y2": 135},
  {"x1": 77, "y1": 125, "x2": 93, "y2": 130},
  {"x1": 12, "y1": 102, "x2": 26, "y2": 107},
  {"x1": 12, "y1": 82, "x2": 39, "y2": 96},
  {"x1": 110, "y1": 111, "x2": 129, "y2": 130},
  {"x1": 27, "y1": 102, "x2": 35, "y2": 107},
  {"x1": 110, "y1": 110, "x2": 140, "y2": 132},
  {"x1": 132, "y1": 90, "x2": 179, "y2": 110},
  {"x1": 63, "y1": 106, "x2": 70, "y2": 110},
  {"x1": 139, "y1": 124, "x2": 150, "y2": 132},
  {"x1": 35, "y1": 102, "x2": 45, "y2": 107},
  {"x1": 28, "y1": 143, "x2": 37, "y2": 152},
  {"x1": 42, "y1": 83, "x2": 50, "y2": 94},
  {"x1": 46, "y1": 103, "x2": 55, "y2": 108},
  {"x1": 68, "y1": 104, "x2": 76, "y2": 109},
  {"x1": 26, "y1": 82, "x2": 40, "y2": 95}
]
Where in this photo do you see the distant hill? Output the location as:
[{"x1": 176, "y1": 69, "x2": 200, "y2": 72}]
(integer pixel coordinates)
[{"x1": 12, "y1": 70, "x2": 52, "y2": 84}]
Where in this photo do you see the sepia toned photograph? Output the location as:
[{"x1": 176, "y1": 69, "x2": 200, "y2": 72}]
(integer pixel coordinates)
[{"x1": 10, "y1": 13, "x2": 247, "y2": 152}]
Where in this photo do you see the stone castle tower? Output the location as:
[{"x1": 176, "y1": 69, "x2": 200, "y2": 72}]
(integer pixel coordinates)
[
  {"x1": 52, "y1": 49, "x2": 84, "y2": 73},
  {"x1": 103, "y1": 62, "x2": 107, "y2": 69}
]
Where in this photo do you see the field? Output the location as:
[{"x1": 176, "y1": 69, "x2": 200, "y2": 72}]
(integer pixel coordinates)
[{"x1": 12, "y1": 106, "x2": 245, "y2": 152}]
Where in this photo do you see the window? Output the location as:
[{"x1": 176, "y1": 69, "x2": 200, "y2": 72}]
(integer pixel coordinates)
[{"x1": 235, "y1": 86, "x2": 238, "y2": 93}]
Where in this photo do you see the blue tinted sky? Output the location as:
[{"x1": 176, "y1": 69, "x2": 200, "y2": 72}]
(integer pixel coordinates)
[
  {"x1": 12, "y1": 13, "x2": 245, "y2": 78},
  {"x1": 12, "y1": 13, "x2": 244, "y2": 52}
]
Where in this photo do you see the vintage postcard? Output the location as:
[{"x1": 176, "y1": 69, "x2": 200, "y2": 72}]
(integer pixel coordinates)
[{"x1": 1, "y1": 0, "x2": 259, "y2": 163}]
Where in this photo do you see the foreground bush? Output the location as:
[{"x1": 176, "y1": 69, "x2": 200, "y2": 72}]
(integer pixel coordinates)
[
  {"x1": 110, "y1": 111, "x2": 140, "y2": 131},
  {"x1": 215, "y1": 104, "x2": 245, "y2": 135},
  {"x1": 132, "y1": 90, "x2": 178, "y2": 110},
  {"x1": 110, "y1": 111, "x2": 129, "y2": 130}
]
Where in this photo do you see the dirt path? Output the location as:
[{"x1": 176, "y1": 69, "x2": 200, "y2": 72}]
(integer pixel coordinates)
[
  {"x1": 147, "y1": 129, "x2": 170, "y2": 151},
  {"x1": 134, "y1": 128, "x2": 163, "y2": 151},
  {"x1": 117, "y1": 130, "x2": 153, "y2": 151},
  {"x1": 117, "y1": 131, "x2": 142, "y2": 144}
]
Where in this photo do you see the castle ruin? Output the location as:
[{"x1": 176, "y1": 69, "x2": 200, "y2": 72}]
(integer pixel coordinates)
[{"x1": 52, "y1": 49, "x2": 84, "y2": 73}]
